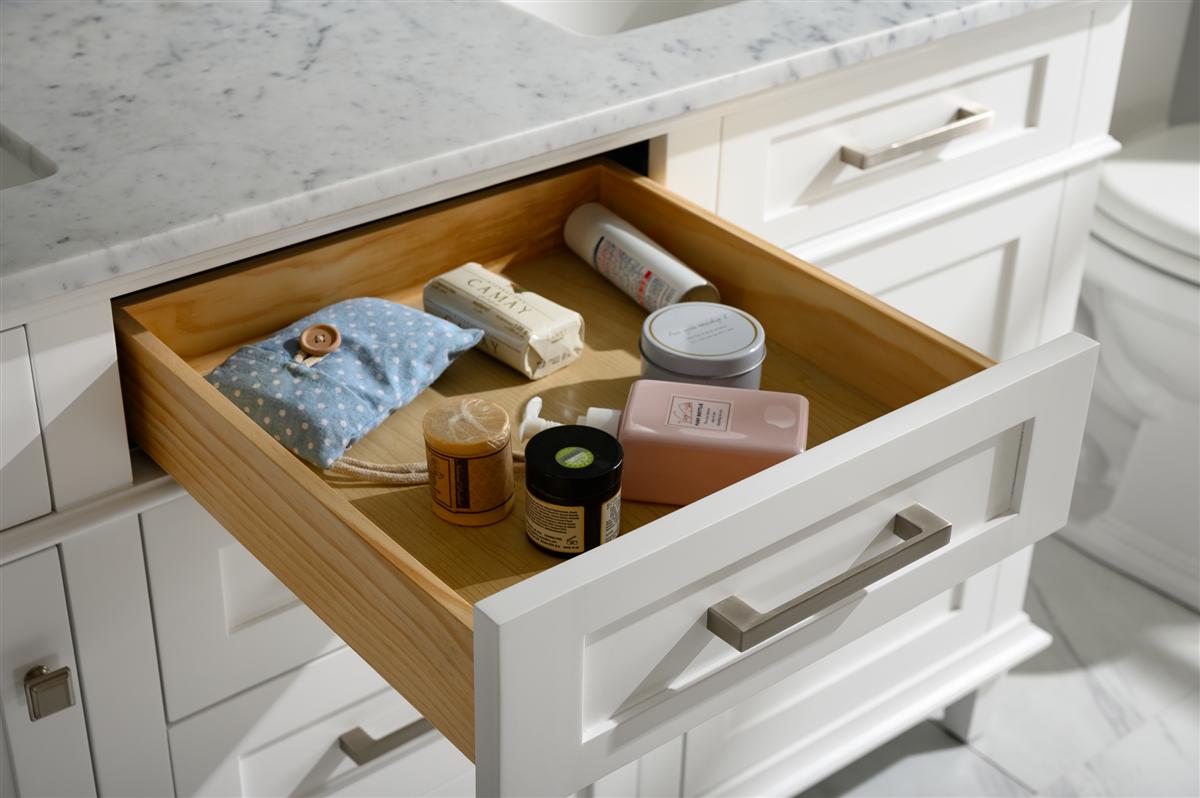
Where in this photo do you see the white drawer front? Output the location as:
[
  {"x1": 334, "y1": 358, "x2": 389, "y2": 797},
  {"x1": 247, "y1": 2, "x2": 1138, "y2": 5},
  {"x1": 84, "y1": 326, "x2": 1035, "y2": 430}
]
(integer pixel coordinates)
[
  {"x1": 682, "y1": 565, "x2": 1004, "y2": 797},
  {"x1": 0, "y1": 548, "x2": 95, "y2": 797},
  {"x1": 0, "y1": 327, "x2": 51, "y2": 529},
  {"x1": 169, "y1": 647, "x2": 473, "y2": 797},
  {"x1": 142, "y1": 495, "x2": 343, "y2": 720},
  {"x1": 811, "y1": 179, "x2": 1064, "y2": 361},
  {"x1": 475, "y1": 335, "x2": 1096, "y2": 797},
  {"x1": 716, "y1": 4, "x2": 1090, "y2": 248}
]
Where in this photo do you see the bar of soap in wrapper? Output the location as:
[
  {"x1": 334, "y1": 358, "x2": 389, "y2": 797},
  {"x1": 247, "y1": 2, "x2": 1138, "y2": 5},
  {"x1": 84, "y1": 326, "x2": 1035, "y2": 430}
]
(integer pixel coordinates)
[{"x1": 423, "y1": 263, "x2": 585, "y2": 379}]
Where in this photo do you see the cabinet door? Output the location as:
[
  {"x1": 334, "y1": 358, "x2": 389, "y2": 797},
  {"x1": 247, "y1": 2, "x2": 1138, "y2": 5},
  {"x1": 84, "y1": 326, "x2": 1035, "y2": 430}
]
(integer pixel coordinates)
[
  {"x1": 810, "y1": 179, "x2": 1063, "y2": 360},
  {"x1": 0, "y1": 328, "x2": 51, "y2": 529},
  {"x1": 169, "y1": 647, "x2": 472, "y2": 798},
  {"x1": 0, "y1": 548, "x2": 95, "y2": 797},
  {"x1": 142, "y1": 495, "x2": 343, "y2": 720}
]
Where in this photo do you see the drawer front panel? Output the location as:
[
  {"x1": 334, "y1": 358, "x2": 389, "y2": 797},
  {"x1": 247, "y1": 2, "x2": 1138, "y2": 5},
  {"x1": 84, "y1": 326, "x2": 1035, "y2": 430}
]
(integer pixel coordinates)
[
  {"x1": 716, "y1": 4, "x2": 1090, "y2": 248},
  {"x1": 0, "y1": 548, "x2": 95, "y2": 797},
  {"x1": 142, "y1": 495, "x2": 344, "y2": 720},
  {"x1": 578, "y1": 429, "x2": 1018, "y2": 733},
  {"x1": 169, "y1": 647, "x2": 472, "y2": 797},
  {"x1": 682, "y1": 568, "x2": 995, "y2": 797},
  {"x1": 811, "y1": 179, "x2": 1064, "y2": 361},
  {"x1": 476, "y1": 335, "x2": 1095, "y2": 797},
  {"x1": 0, "y1": 327, "x2": 51, "y2": 529}
]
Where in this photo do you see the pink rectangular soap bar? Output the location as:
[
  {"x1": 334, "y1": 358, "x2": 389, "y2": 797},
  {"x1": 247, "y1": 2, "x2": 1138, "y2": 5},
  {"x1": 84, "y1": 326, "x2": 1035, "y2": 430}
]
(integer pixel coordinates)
[{"x1": 618, "y1": 380, "x2": 809, "y2": 506}]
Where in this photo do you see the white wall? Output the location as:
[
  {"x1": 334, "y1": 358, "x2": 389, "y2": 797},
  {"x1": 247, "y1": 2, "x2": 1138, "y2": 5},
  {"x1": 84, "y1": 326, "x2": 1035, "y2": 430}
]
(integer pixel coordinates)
[
  {"x1": 1170, "y1": 0, "x2": 1199, "y2": 125},
  {"x1": 1110, "y1": 0, "x2": 1197, "y2": 142}
]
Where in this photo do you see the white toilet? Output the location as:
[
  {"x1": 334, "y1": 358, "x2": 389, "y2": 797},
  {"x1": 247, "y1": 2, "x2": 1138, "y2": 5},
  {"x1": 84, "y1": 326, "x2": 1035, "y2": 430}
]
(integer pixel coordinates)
[{"x1": 1065, "y1": 123, "x2": 1200, "y2": 610}]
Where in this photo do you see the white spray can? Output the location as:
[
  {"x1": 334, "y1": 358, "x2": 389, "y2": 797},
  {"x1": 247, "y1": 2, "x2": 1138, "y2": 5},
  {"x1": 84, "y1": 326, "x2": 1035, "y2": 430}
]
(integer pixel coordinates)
[{"x1": 564, "y1": 203, "x2": 720, "y2": 311}]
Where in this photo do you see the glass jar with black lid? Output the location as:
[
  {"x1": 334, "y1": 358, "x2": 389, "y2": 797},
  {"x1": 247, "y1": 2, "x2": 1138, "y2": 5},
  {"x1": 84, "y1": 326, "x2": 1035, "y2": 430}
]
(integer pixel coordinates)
[{"x1": 523, "y1": 425, "x2": 623, "y2": 557}]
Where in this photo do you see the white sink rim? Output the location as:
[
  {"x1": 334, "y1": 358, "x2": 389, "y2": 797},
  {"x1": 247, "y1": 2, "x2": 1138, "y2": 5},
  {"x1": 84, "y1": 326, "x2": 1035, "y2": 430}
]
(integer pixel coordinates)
[
  {"x1": 503, "y1": 0, "x2": 741, "y2": 37},
  {"x1": 0, "y1": 125, "x2": 57, "y2": 191}
]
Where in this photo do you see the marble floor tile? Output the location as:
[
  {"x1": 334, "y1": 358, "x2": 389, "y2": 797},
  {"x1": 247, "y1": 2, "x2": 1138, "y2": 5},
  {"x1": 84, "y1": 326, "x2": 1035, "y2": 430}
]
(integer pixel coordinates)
[
  {"x1": 1042, "y1": 692, "x2": 1199, "y2": 798},
  {"x1": 968, "y1": 538, "x2": 1200, "y2": 791},
  {"x1": 798, "y1": 722, "x2": 1031, "y2": 798}
]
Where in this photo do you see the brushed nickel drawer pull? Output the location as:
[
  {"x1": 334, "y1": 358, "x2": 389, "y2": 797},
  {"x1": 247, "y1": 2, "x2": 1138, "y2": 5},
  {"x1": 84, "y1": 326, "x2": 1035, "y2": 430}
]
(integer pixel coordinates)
[
  {"x1": 840, "y1": 105, "x2": 995, "y2": 170},
  {"x1": 707, "y1": 504, "x2": 952, "y2": 652},
  {"x1": 338, "y1": 717, "x2": 434, "y2": 765},
  {"x1": 24, "y1": 665, "x2": 75, "y2": 721}
]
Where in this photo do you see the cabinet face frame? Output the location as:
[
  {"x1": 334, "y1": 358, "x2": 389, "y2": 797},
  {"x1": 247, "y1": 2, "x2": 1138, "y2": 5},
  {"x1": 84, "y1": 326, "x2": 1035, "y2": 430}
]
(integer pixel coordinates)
[{"x1": 113, "y1": 160, "x2": 1096, "y2": 796}]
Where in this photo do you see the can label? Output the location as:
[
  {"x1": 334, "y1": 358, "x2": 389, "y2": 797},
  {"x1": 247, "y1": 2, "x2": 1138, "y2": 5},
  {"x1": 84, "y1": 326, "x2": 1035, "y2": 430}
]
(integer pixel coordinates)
[
  {"x1": 593, "y1": 237, "x2": 680, "y2": 311},
  {"x1": 426, "y1": 442, "x2": 513, "y2": 515},
  {"x1": 665, "y1": 395, "x2": 732, "y2": 431},
  {"x1": 526, "y1": 494, "x2": 585, "y2": 554}
]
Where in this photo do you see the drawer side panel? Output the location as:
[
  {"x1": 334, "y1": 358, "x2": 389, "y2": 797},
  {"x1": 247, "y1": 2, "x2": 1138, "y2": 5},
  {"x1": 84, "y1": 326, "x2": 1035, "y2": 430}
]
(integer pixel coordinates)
[{"x1": 114, "y1": 310, "x2": 478, "y2": 759}]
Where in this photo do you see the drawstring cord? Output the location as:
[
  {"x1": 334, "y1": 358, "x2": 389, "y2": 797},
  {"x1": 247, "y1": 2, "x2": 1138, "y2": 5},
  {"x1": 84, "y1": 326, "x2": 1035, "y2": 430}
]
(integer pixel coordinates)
[{"x1": 326, "y1": 451, "x2": 526, "y2": 485}]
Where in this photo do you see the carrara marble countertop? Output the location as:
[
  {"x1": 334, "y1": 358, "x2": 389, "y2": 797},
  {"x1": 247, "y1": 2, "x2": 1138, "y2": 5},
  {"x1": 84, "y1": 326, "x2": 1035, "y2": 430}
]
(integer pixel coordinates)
[{"x1": 0, "y1": 0, "x2": 1050, "y2": 320}]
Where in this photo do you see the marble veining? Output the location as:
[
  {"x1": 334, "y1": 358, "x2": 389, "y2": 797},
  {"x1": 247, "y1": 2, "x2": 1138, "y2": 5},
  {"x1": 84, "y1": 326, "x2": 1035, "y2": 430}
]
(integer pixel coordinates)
[{"x1": 0, "y1": 0, "x2": 1050, "y2": 315}]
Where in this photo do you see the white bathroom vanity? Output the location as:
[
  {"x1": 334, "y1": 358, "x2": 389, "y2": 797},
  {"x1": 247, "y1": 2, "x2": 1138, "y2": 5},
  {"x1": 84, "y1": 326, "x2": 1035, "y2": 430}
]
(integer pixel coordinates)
[{"x1": 0, "y1": 2, "x2": 1128, "y2": 796}]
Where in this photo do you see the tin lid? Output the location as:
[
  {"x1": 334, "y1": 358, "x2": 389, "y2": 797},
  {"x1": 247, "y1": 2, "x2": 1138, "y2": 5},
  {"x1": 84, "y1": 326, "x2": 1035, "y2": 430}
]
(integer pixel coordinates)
[
  {"x1": 524, "y1": 425, "x2": 623, "y2": 499},
  {"x1": 640, "y1": 302, "x2": 765, "y2": 379}
]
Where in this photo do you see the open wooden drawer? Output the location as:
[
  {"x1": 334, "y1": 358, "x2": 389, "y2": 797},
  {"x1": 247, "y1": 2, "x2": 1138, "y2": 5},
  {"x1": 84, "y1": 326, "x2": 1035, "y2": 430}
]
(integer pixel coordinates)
[{"x1": 114, "y1": 161, "x2": 1097, "y2": 797}]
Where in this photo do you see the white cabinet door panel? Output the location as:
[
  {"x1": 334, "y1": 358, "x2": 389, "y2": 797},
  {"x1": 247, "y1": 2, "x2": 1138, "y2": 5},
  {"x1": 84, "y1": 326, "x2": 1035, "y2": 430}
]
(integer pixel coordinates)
[
  {"x1": 0, "y1": 548, "x2": 95, "y2": 797},
  {"x1": 812, "y1": 179, "x2": 1063, "y2": 360},
  {"x1": 142, "y1": 495, "x2": 344, "y2": 720}
]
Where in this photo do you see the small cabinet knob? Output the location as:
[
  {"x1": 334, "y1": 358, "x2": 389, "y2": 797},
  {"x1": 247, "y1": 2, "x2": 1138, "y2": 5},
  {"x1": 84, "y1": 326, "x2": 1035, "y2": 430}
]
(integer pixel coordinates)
[{"x1": 24, "y1": 665, "x2": 75, "y2": 721}]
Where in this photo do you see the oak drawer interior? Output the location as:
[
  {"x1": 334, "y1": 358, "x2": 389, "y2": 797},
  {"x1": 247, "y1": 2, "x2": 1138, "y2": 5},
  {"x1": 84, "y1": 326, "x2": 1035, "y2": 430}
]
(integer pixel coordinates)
[{"x1": 114, "y1": 161, "x2": 988, "y2": 760}]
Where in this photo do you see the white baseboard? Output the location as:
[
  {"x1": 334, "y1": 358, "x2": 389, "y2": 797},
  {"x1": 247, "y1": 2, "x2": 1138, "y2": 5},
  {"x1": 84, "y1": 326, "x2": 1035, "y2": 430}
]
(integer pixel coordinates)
[{"x1": 1059, "y1": 516, "x2": 1200, "y2": 611}]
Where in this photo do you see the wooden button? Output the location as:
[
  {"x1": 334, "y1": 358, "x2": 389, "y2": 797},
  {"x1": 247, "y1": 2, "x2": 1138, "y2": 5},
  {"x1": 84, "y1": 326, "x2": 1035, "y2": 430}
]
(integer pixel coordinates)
[{"x1": 299, "y1": 323, "x2": 341, "y2": 356}]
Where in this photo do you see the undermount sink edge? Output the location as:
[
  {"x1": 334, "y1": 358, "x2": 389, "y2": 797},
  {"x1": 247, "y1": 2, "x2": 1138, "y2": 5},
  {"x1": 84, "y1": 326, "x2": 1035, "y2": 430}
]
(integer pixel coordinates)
[
  {"x1": 1, "y1": 125, "x2": 57, "y2": 191},
  {"x1": 503, "y1": 0, "x2": 740, "y2": 37}
]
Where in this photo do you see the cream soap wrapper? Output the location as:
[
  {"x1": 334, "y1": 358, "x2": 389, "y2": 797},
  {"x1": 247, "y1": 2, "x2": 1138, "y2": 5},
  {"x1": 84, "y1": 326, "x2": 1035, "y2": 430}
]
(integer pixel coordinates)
[{"x1": 423, "y1": 263, "x2": 584, "y2": 380}]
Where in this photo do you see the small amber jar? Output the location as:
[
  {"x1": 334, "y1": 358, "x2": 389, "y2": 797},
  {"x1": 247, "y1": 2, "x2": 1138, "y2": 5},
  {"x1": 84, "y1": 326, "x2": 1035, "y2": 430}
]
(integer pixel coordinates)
[{"x1": 422, "y1": 398, "x2": 514, "y2": 526}]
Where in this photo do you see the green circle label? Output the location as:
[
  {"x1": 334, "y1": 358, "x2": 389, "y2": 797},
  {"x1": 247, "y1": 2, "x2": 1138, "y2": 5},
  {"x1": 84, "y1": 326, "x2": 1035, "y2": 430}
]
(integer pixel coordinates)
[{"x1": 555, "y1": 446, "x2": 594, "y2": 469}]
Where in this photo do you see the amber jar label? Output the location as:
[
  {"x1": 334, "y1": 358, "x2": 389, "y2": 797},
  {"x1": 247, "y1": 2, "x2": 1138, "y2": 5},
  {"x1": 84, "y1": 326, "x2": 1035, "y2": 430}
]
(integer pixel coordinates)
[{"x1": 426, "y1": 441, "x2": 513, "y2": 515}]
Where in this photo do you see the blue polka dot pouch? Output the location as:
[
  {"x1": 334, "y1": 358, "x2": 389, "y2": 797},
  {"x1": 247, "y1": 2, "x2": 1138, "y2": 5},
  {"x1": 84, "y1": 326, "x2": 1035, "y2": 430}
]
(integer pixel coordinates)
[{"x1": 205, "y1": 297, "x2": 483, "y2": 468}]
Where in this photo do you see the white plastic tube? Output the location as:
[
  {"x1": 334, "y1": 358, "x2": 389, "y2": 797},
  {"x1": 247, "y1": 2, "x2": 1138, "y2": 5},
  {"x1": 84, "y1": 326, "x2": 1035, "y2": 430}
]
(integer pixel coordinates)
[{"x1": 564, "y1": 203, "x2": 719, "y2": 311}]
